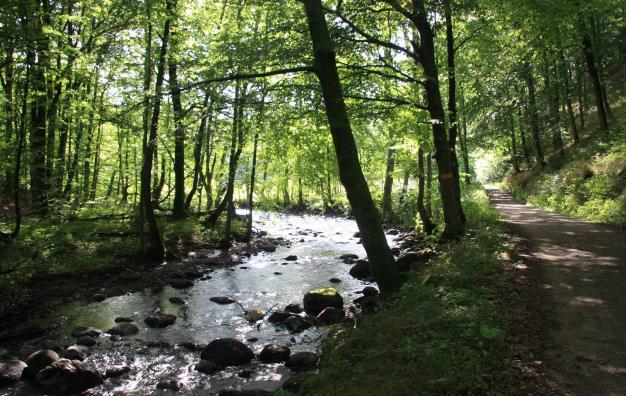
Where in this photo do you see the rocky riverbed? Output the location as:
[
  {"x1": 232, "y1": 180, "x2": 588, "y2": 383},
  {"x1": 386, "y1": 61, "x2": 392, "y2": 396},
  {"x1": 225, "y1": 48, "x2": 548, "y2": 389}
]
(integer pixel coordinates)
[{"x1": 0, "y1": 212, "x2": 433, "y2": 395}]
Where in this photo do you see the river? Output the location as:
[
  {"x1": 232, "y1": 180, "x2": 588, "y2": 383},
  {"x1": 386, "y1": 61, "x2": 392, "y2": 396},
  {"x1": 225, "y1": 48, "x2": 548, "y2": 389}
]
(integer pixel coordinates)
[{"x1": 1, "y1": 212, "x2": 395, "y2": 395}]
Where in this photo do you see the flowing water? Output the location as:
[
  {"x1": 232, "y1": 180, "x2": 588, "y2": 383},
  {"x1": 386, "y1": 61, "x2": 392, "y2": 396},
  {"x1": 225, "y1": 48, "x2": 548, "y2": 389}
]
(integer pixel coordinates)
[{"x1": 2, "y1": 212, "x2": 395, "y2": 395}]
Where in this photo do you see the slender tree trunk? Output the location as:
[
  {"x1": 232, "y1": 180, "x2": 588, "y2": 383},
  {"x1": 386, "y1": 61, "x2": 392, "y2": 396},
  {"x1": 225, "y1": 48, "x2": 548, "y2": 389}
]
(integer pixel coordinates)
[
  {"x1": 222, "y1": 81, "x2": 243, "y2": 245},
  {"x1": 185, "y1": 92, "x2": 211, "y2": 210},
  {"x1": 459, "y1": 86, "x2": 471, "y2": 184},
  {"x1": 543, "y1": 59, "x2": 564, "y2": 159},
  {"x1": 247, "y1": 132, "x2": 259, "y2": 240},
  {"x1": 523, "y1": 64, "x2": 544, "y2": 167},
  {"x1": 426, "y1": 152, "x2": 432, "y2": 218},
  {"x1": 381, "y1": 143, "x2": 395, "y2": 220},
  {"x1": 169, "y1": 6, "x2": 186, "y2": 218},
  {"x1": 559, "y1": 49, "x2": 579, "y2": 142},
  {"x1": 417, "y1": 148, "x2": 434, "y2": 234},
  {"x1": 510, "y1": 114, "x2": 520, "y2": 173},
  {"x1": 90, "y1": 122, "x2": 103, "y2": 199},
  {"x1": 29, "y1": 49, "x2": 49, "y2": 215},
  {"x1": 581, "y1": 22, "x2": 609, "y2": 131},
  {"x1": 302, "y1": 0, "x2": 401, "y2": 295},
  {"x1": 518, "y1": 108, "x2": 531, "y2": 170},
  {"x1": 140, "y1": 1, "x2": 171, "y2": 260},
  {"x1": 576, "y1": 57, "x2": 585, "y2": 130},
  {"x1": 400, "y1": 169, "x2": 409, "y2": 203},
  {"x1": 2, "y1": 46, "x2": 14, "y2": 196}
]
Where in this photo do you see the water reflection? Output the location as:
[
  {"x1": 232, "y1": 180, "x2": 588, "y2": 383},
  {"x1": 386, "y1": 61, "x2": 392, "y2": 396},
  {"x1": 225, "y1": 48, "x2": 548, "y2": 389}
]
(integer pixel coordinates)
[{"x1": 3, "y1": 212, "x2": 391, "y2": 395}]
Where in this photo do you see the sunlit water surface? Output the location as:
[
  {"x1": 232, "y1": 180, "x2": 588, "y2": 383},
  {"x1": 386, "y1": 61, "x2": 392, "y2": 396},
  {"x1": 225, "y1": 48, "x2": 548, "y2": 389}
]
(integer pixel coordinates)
[{"x1": 2, "y1": 212, "x2": 396, "y2": 395}]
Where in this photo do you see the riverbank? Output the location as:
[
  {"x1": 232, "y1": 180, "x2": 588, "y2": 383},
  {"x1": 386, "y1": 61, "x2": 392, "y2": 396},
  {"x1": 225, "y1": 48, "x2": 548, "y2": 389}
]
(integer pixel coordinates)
[{"x1": 295, "y1": 188, "x2": 550, "y2": 395}]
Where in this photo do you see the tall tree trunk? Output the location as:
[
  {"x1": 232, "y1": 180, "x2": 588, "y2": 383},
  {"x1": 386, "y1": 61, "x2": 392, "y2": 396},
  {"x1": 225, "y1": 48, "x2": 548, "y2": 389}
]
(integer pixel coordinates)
[
  {"x1": 518, "y1": 108, "x2": 531, "y2": 170},
  {"x1": 246, "y1": 131, "x2": 259, "y2": 241},
  {"x1": 581, "y1": 22, "x2": 609, "y2": 131},
  {"x1": 543, "y1": 59, "x2": 564, "y2": 159},
  {"x1": 426, "y1": 152, "x2": 432, "y2": 218},
  {"x1": 576, "y1": 57, "x2": 585, "y2": 130},
  {"x1": 459, "y1": 86, "x2": 471, "y2": 184},
  {"x1": 29, "y1": 45, "x2": 49, "y2": 215},
  {"x1": 2, "y1": 46, "x2": 14, "y2": 196},
  {"x1": 169, "y1": 6, "x2": 186, "y2": 218},
  {"x1": 510, "y1": 114, "x2": 520, "y2": 173},
  {"x1": 523, "y1": 64, "x2": 544, "y2": 167},
  {"x1": 222, "y1": 81, "x2": 243, "y2": 245},
  {"x1": 412, "y1": 0, "x2": 464, "y2": 238},
  {"x1": 381, "y1": 142, "x2": 395, "y2": 220},
  {"x1": 558, "y1": 49, "x2": 579, "y2": 142},
  {"x1": 302, "y1": 0, "x2": 401, "y2": 295},
  {"x1": 417, "y1": 148, "x2": 434, "y2": 234},
  {"x1": 444, "y1": 0, "x2": 465, "y2": 224},
  {"x1": 90, "y1": 123, "x2": 103, "y2": 200},
  {"x1": 185, "y1": 92, "x2": 212, "y2": 210},
  {"x1": 140, "y1": 0, "x2": 171, "y2": 261}
]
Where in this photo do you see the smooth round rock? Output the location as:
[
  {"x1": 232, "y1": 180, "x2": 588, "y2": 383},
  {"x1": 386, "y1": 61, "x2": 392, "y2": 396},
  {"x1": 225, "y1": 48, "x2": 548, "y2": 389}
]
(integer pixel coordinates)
[
  {"x1": 316, "y1": 307, "x2": 345, "y2": 325},
  {"x1": 195, "y1": 360, "x2": 219, "y2": 375},
  {"x1": 0, "y1": 359, "x2": 27, "y2": 384},
  {"x1": 144, "y1": 313, "x2": 176, "y2": 328},
  {"x1": 35, "y1": 359, "x2": 102, "y2": 394},
  {"x1": 259, "y1": 344, "x2": 291, "y2": 363},
  {"x1": 70, "y1": 326, "x2": 102, "y2": 338},
  {"x1": 210, "y1": 296, "x2": 236, "y2": 305},
  {"x1": 77, "y1": 336, "x2": 97, "y2": 347},
  {"x1": 108, "y1": 322, "x2": 139, "y2": 336},
  {"x1": 285, "y1": 352, "x2": 319, "y2": 372},
  {"x1": 303, "y1": 288, "x2": 344, "y2": 316},
  {"x1": 24, "y1": 350, "x2": 59, "y2": 379},
  {"x1": 200, "y1": 338, "x2": 254, "y2": 366}
]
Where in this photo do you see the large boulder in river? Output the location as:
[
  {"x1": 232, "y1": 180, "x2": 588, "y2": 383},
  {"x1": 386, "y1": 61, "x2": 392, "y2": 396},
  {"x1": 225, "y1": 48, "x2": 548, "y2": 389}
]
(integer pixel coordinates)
[
  {"x1": 0, "y1": 359, "x2": 27, "y2": 384},
  {"x1": 200, "y1": 338, "x2": 254, "y2": 366},
  {"x1": 348, "y1": 260, "x2": 370, "y2": 280},
  {"x1": 108, "y1": 322, "x2": 139, "y2": 336},
  {"x1": 285, "y1": 352, "x2": 319, "y2": 372},
  {"x1": 303, "y1": 288, "x2": 343, "y2": 316},
  {"x1": 35, "y1": 359, "x2": 102, "y2": 395},
  {"x1": 316, "y1": 307, "x2": 344, "y2": 325},
  {"x1": 24, "y1": 350, "x2": 59, "y2": 379},
  {"x1": 145, "y1": 313, "x2": 176, "y2": 328},
  {"x1": 259, "y1": 344, "x2": 291, "y2": 363}
]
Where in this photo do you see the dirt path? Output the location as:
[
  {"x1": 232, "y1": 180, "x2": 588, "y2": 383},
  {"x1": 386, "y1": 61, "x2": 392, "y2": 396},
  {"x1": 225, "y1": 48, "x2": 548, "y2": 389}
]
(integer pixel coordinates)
[{"x1": 487, "y1": 188, "x2": 626, "y2": 395}]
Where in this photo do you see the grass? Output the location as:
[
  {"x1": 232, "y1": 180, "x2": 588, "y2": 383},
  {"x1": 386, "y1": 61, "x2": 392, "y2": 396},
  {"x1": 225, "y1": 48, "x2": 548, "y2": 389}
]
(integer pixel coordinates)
[
  {"x1": 502, "y1": 122, "x2": 626, "y2": 228},
  {"x1": 294, "y1": 187, "x2": 526, "y2": 395},
  {"x1": 0, "y1": 210, "x2": 242, "y2": 286}
]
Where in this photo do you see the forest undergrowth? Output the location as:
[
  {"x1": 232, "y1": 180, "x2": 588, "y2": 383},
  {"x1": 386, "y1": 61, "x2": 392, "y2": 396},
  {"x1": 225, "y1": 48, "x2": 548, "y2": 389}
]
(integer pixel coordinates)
[{"x1": 292, "y1": 186, "x2": 542, "y2": 395}]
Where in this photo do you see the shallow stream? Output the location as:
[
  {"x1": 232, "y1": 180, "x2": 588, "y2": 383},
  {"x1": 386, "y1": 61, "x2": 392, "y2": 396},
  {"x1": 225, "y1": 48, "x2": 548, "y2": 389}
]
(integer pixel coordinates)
[{"x1": 2, "y1": 212, "x2": 394, "y2": 395}]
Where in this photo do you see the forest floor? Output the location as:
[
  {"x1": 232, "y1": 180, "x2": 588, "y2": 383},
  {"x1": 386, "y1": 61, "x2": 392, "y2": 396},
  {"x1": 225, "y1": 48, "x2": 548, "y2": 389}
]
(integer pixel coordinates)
[{"x1": 487, "y1": 187, "x2": 626, "y2": 394}]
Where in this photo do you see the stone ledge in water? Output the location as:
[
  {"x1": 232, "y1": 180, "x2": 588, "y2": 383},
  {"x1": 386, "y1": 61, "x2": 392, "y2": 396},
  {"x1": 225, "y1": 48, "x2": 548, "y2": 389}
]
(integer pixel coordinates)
[
  {"x1": 267, "y1": 311, "x2": 294, "y2": 324},
  {"x1": 284, "y1": 303, "x2": 303, "y2": 314},
  {"x1": 200, "y1": 338, "x2": 254, "y2": 366},
  {"x1": 338, "y1": 253, "x2": 358, "y2": 261},
  {"x1": 259, "y1": 344, "x2": 291, "y2": 363},
  {"x1": 114, "y1": 316, "x2": 134, "y2": 323},
  {"x1": 284, "y1": 255, "x2": 298, "y2": 261},
  {"x1": 0, "y1": 359, "x2": 27, "y2": 384},
  {"x1": 156, "y1": 377, "x2": 182, "y2": 391},
  {"x1": 285, "y1": 352, "x2": 319, "y2": 372},
  {"x1": 35, "y1": 358, "x2": 103, "y2": 395},
  {"x1": 144, "y1": 313, "x2": 176, "y2": 328},
  {"x1": 104, "y1": 365, "x2": 130, "y2": 379},
  {"x1": 108, "y1": 322, "x2": 139, "y2": 336},
  {"x1": 303, "y1": 288, "x2": 344, "y2": 316}
]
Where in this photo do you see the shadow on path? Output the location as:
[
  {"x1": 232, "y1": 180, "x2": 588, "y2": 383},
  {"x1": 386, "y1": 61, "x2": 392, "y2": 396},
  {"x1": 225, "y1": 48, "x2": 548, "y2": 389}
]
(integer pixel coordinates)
[{"x1": 487, "y1": 188, "x2": 626, "y2": 395}]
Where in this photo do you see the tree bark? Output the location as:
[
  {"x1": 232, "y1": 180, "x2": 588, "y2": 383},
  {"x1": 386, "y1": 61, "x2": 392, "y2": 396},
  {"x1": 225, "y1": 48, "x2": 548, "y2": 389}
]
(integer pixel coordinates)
[
  {"x1": 518, "y1": 108, "x2": 531, "y2": 170},
  {"x1": 417, "y1": 148, "x2": 435, "y2": 234},
  {"x1": 581, "y1": 22, "x2": 609, "y2": 131},
  {"x1": 412, "y1": 0, "x2": 464, "y2": 238},
  {"x1": 139, "y1": 0, "x2": 171, "y2": 260},
  {"x1": 444, "y1": 0, "x2": 465, "y2": 224},
  {"x1": 185, "y1": 92, "x2": 212, "y2": 210},
  {"x1": 169, "y1": 7, "x2": 186, "y2": 218},
  {"x1": 523, "y1": 64, "x2": 544, "y2": 167},
  {"x1": 302, "y1": 0, "x2": 401, "y2": 295},
  {"x1": 381, "y1": 144, "x2": 395, "y2": 220}
]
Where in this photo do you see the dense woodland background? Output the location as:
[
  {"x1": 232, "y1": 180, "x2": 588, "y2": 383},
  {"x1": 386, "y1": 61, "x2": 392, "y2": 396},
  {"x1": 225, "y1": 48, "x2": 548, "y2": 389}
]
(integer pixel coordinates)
[{"x1": 0, "y1": 0, "x2": 624, "y2": 282}]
